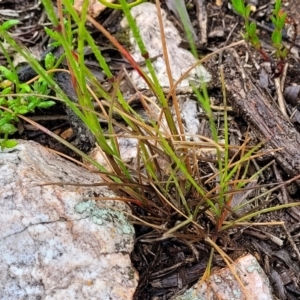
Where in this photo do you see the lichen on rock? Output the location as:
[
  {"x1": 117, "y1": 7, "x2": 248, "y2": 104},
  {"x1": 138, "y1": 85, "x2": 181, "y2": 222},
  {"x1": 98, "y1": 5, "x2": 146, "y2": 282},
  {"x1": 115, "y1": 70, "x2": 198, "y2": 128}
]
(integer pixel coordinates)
[
  {"x1": 0, "y1": 141, "x2": 138, "y2": 300},
  {"x1": 75, "y1": 199, "x2": 134, "y2": 234}
]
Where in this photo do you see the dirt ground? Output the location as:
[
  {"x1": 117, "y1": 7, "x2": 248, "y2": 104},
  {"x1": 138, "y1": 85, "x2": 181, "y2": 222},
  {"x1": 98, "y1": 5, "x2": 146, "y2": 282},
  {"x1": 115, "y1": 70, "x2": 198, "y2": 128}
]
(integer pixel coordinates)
[{"x1": 2, "y1": 0, "x2": 300, "y2": 299}]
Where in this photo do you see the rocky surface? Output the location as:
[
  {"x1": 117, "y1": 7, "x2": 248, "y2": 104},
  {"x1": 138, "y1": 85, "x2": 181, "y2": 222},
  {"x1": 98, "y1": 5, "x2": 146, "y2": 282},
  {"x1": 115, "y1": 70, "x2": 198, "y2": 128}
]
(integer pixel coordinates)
[
  {"x1": 174, "y1": 254, "x2": 274, "y2": 300},
  {"x1": 121, "y1": 2, "x2": 211, "y2": 90},
  {"x1": 0, "y1": 140, "x2": 138, "y2": 300}
]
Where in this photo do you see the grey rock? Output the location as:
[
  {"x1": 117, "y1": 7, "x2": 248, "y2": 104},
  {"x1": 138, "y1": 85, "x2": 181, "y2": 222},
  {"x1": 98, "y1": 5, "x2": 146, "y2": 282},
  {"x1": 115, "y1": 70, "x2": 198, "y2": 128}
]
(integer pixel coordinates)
[{"x1": 0, "y1": 140, "x2": 138, "y2": 300}]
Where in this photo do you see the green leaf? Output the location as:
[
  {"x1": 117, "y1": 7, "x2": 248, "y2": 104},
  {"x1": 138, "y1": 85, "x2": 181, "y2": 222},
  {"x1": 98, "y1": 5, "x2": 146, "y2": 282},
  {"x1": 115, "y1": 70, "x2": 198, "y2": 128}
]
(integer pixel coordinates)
[
  {"x1": 1, "y1": 86, "x2": 12, "y2": 95},
  {"x1": 41, "y1": 0, "x2": 59, "y2": 26},
  {"x1": 16, "y1": 106, "x2": 29, "y2": 114},
  {"x1": 0, "y1": 123, "x2": 17, "y2": 134},
  {"x1": 231, "y1": 0, "x2": 245, "y2": 16},
  {"x1": 0, "y1": 66, "x2": 17, "y2": 83},
  {"x1": 49, "y1": 41, "x2": 61, "y2": 48},
  {"x1": 45, "y1": 52, "x2": 56, "y2": 70},
  {"x1": 37, "y1": 100, "x2": 56, "y2": 108},
  {"x1": 243, "y1": 32, "x2": 249, "y2": 41},
  {"x1": 281, "y1": 48, "x2": 288, "y2": 58},
  {"x1": 272, "y1": 31, "x2": 282, "y2": 44},
  {"x1": 278, "y1": 13, "x2": 287, "y2": 28},
  {"x1": 0, "y1": 116, "x2": 10, "y2": 126},
  {"x1": 272, "y1": 42, "x2": 281, "y2": 49},
  {"x1": 0, "y1": 97, "x2": 7, "y2": 105},
  {"x1": 1, "y1": 139, "x2": 18, "y2": 148},
  {"x1": 27, "y1": 102, "x2": 36, "y2": 111},
  {"x1": 248, "y1": 22, "x2": 257, "y2": 36},
  {"x1": 274, "y1": 0, "x2": 282, "y2": 15},
  {"x1": 7, "y1": 99, "x2": 18, "y2": 110},
  {"x1": 245, "y1": 5, "x2": 251, "y2": 18},
  {"x1": 270, "y1": 16, "x2": 277, "y2": 26},
  {"x1": 1, "y1": 20, "x2": 20, "y2": 31},
  {"x1": 251, "y1": 36, "x2": 261, "y2": 49},
  {"x1": 44, "y1": 27, "x2": 58, "y2": 40},
  {"x1": 19, "y1": 83, "x2": 32, "y2": 93}
]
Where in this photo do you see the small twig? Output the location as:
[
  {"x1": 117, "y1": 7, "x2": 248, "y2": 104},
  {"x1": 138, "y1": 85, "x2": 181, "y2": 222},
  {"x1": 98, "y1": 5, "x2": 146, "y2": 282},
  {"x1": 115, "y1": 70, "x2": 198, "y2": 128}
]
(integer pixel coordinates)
[
  {"x1": 26, "y1": 115, "x2": 69, "y2": 121},
  {"x1": 280, "y1": 62, "x2": 288, "y2": 92},
  {"x1": 274, "y1": 76, "x2": 288, "y2": 117},
  {"x1": 272, "y1": 164, "x2": 289, "y2": 205},
  {"x1": 195, "y1": 0, "x2": 208, "y2": 45},
  {"x1": 282, "y1": 223, "x2": 300, "y2": 263},
  {"x1": 273, "y1": 164, "x2": 300, "y2": 220}
]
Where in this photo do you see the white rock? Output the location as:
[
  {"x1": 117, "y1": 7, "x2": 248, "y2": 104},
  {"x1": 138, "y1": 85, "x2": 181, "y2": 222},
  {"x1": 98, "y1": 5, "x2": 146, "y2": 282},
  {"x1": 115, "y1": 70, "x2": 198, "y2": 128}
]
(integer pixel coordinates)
[
  {"x1": 0, "y1": 140, "x2": 138, "y2": 300},
  {"x1": 119, "y1": 3, "x2": 211, "y2": 143},
  {"x1": 173, "y1": 254, "x2": 274, "y2": 300},
  {"x1": 121, "y1": 2, "x2": 211, "y2": 90}
]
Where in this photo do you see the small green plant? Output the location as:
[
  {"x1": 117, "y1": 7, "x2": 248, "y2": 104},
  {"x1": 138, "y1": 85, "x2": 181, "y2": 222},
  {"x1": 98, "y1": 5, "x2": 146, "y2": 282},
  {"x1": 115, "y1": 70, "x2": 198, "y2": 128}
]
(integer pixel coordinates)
[
  {"x1": 0, "y1": 21, "x2": 56, "y2": 149},
  {"x1": 232, "y1": 0, "x2": 261, "y2": 50},
  {"x1": 232, "y1": 0, "x2": 290, "y2": 67},
  {"x1": 270, "y1": 0, "x2": 288, "y2": 59}
]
